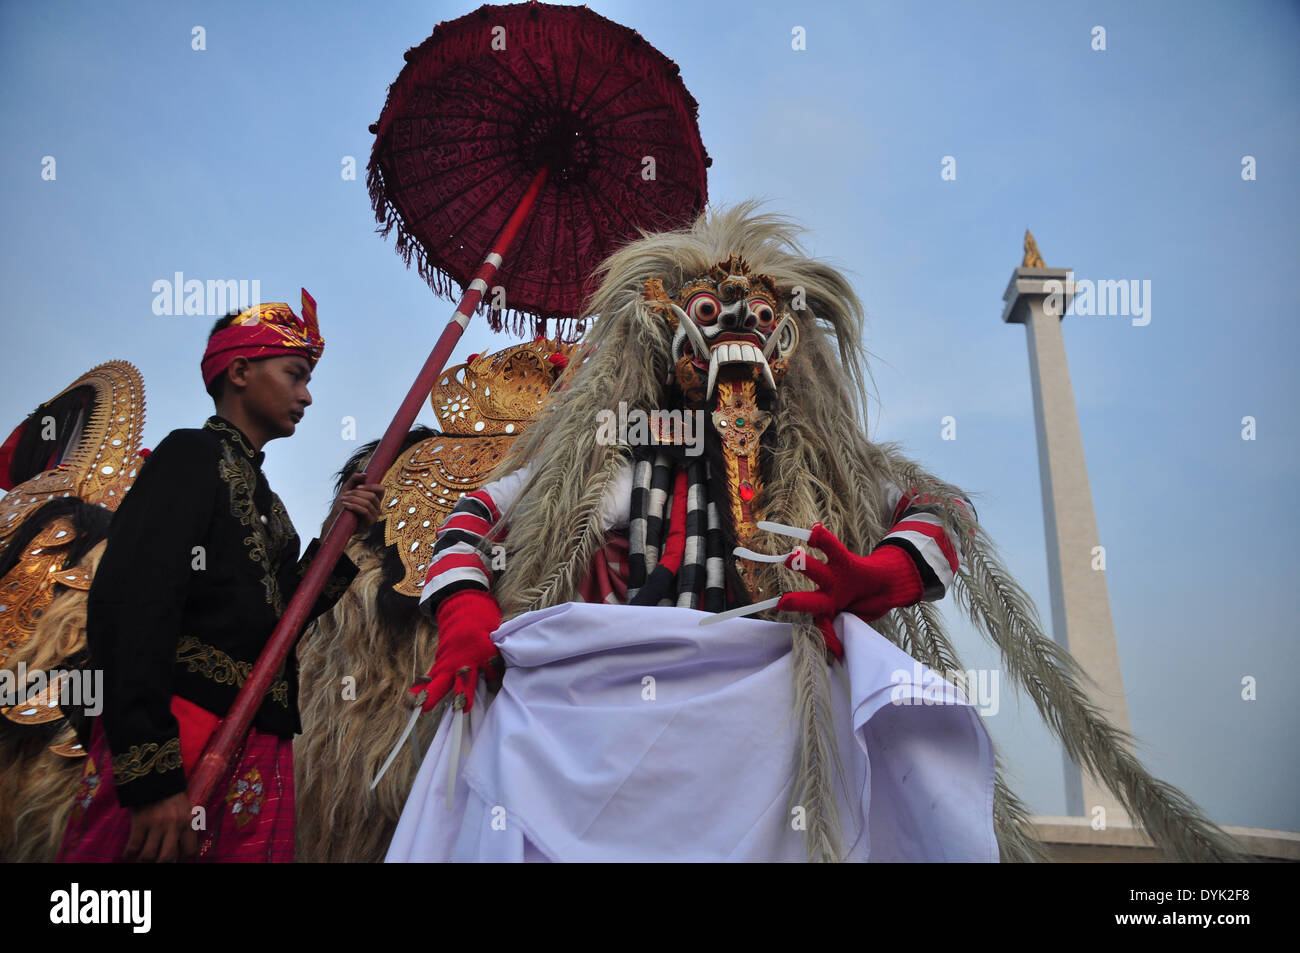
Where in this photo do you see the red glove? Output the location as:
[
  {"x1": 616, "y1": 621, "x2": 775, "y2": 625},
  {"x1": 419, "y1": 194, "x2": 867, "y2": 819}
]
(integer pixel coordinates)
[
  {"x1": 776, "y1": 523, "x2": 924, "y2": 661},
  {"x1": 408, "y1": 589, "x2": 504, "y2": 714}
]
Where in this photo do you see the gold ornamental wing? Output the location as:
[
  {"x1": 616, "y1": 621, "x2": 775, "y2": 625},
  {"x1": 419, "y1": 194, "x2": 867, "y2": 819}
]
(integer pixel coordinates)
[
  {"x1": 380, "y1": 434, "x2": 517, "y2": 597},
  {"x1": 0, "y1": 360, "x2": 147, "y2": 549},
  {"x1": 382, "y1": 338, "x2": 577, "y2": 596}
]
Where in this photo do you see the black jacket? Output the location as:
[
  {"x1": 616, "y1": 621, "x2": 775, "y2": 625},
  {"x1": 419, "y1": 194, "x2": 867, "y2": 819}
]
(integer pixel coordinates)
[{"x1": 86, "y1": 415, "x2": 357, "y2": 807}]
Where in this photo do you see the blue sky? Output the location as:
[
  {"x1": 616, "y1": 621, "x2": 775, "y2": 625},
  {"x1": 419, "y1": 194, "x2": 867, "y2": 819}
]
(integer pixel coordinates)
[{"x1": 2, "y1": 0, "x2": 1297, "y2": 833}]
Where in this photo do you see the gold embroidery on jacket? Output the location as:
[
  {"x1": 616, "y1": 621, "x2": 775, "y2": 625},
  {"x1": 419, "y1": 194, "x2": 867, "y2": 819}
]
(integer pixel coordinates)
[
  {"x1": 176, "y1": 634, "x2": 289, "y2": 707},
  {"x1": 205, "y1": 418, "x2": 256, "y2": 460},
  {"x1": 216, "y1": 447, "x2": 285, "y2": 614},
  {"x1": 267, "y1": 493, "x2": 297, "y2": 566},
  {"x1": 206, "y1": 418, "x2": 302, "y2": 616},
  {"x1": 112, "y1": 738, "x2": 182, "y2": 783}
]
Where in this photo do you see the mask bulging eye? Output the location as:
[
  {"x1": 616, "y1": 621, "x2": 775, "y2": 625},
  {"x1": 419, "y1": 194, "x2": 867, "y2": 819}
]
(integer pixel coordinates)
[
  {"x1": 686, "y1": 292, "x2": 721, "y2": 326},
  {"x1": 748, "y1": 299, "x2": 775, "y2": 330}
]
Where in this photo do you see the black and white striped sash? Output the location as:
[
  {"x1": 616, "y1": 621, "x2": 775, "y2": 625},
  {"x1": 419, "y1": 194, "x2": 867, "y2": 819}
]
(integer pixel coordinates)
[{"x1": 627, "y1": 446, "x2": 725, "y2": 611}]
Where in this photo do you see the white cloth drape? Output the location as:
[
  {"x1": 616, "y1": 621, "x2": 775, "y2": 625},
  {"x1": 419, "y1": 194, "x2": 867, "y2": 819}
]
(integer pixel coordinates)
[{"x1": 385, "y1": 602, "x2": 997, "y2": 862}]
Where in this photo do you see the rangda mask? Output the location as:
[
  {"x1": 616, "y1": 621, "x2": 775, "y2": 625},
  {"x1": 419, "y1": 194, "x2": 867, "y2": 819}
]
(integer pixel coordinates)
[{"x1": 646, "y1": 254, "x2": 798, "y2": 403}]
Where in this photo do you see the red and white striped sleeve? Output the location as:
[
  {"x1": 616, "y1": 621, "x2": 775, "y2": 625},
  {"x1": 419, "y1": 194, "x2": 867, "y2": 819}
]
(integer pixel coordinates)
[
  {"x1": 418, "y1": 466, "x2": 532, "y2": 614},
  {"x1": 875, "y1": 482, "x2": 977, "y2": 601}
]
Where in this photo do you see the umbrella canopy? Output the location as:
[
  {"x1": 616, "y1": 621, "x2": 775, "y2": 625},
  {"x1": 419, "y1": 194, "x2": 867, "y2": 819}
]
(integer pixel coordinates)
[{"x1": 368, "y1": 1, "x2": 712, "y2": 337}]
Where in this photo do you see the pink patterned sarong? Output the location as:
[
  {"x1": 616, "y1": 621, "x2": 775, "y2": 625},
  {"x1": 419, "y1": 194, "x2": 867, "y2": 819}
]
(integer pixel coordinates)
[{"x1": 57, "y1": 717, "x2": 295, "y2": 863}]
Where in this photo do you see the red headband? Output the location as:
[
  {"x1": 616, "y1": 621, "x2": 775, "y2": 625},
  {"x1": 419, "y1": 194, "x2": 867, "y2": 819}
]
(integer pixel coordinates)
[{"x1": 201, "y1": 289, "x2": 324, "y2": 390}]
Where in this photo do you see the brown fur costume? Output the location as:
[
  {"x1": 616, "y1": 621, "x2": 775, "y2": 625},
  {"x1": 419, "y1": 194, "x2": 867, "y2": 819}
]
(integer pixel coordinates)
[
  {"x1": 293, "y1": 429, "x2": 443, "y2": 862},
  {"x1": 0, "y1": 536, "x2": 106, "y2": 862}
]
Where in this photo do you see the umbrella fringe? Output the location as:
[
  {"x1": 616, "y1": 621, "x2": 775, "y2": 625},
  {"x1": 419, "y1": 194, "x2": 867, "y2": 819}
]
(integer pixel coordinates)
[
  {"x1": 369, "y1": 157, "x2": 588, "y2": 342},
  {"x1": 369, "y1": 153, "x2": 586, "y2": 341}
]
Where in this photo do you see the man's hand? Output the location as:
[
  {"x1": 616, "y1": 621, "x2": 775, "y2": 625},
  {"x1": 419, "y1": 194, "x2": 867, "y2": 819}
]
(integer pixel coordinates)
[
  {"x1": 124, "y1": 791, "x2": 198, "y2": 863},
  {"x1": 322, "y1": 473, "x2": 385, "y2": 540}
]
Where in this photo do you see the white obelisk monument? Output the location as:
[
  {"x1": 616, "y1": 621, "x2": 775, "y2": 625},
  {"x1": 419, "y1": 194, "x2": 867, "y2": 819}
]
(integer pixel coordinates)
[{"x1": 1001, "y1": 232, "x2": 1131, "y2": 825}]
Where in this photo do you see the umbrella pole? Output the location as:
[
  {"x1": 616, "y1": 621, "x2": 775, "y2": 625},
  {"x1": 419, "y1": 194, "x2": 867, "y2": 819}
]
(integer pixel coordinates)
[{"x1": 187, "y1": 165, "x2": 550, "y2": 808}]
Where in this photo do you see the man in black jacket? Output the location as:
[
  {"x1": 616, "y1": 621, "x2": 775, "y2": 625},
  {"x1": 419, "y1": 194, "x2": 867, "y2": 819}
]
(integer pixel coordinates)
[{"x1": 59, "y1": 290, "x2": 382, "y2": 862}]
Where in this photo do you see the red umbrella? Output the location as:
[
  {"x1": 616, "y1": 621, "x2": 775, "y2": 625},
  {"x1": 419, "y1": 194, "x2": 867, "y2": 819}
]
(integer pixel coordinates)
[
  {"x1": 188, "y1": 1, "x2": 710, "y2": 807},
  {"x1": 368, "y1": 0, "x2": 710, "y2": 337}
]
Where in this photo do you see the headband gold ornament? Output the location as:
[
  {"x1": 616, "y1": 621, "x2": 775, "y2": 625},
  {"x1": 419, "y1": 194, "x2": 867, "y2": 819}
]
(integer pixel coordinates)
[{"x1": 201, "y1": 288, "x2": 324, "y2": 389}]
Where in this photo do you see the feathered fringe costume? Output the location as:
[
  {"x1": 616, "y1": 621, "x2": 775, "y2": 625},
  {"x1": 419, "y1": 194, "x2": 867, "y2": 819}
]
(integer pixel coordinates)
[{"x1": 381, "y1": 202, "x2": 1244, "y2": 862}]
